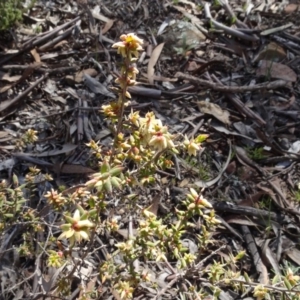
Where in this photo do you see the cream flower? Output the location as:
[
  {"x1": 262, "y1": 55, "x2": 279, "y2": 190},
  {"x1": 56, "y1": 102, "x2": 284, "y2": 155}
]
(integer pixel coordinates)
[
  {"x1": 112, "y1": 33, "x2": 143, "y2": 58},
  {"x1": 58, "y1": 209, "x2": 95, "y2": 246},
  {"x1": 187, "y1": 188, "x2": 212, "y2": 209},
  {"x1": 184, "y1": 135, "x2": 200, "y2": 156}
]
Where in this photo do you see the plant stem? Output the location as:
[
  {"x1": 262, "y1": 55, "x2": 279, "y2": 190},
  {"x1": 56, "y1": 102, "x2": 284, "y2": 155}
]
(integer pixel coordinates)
[{"x1": 110, "y1": 53, "x2": 131, "y2": 163}]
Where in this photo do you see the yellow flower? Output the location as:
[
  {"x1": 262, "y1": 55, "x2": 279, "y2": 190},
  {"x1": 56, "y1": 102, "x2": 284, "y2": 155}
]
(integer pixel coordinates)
[
  {"x1": 44, "y1": 189, "x2": 66, "y2": 207},
  {"x1": 149, "y1": 132, "x2": 167, "y2": 151},
  {"x1": 101, "y1": 102, "x2": 120, "y2": 118},
  {"x1": 184, "y1": 135, "x2": 200, "y2": 156},
  {"x1": 187, "y1": 188, "x2": 212, "y2": 209},
  {"x1": 149, "y1": 127, "x2": 175, "y2": 151},
  {"x1": 112, "y1": 33, "x2": 143, "y2": 58},
  {"x1": 147, "y1": 122, "x2": 175, "y2": 151},
  {"x1": 286, "y1": 268, "x2": 300, "y2": 285},
  {"x1": 253, "y1": 284, "x2": 268, "y2": 300},
  {"x1": 58, "y1": 209, "x2": 95, "y2": 246},
  {"x1": 127, "y1": 110, "x2": 140, "y2": 127}
]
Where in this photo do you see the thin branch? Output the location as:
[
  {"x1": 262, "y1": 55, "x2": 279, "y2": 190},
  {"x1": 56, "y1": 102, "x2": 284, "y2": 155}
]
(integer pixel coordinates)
[
  {"x1": 175, "y1": 72, "x2": 288, "y2": 92},
  {"x1": 204, "y1": 3, "x2": 259, "y2": 42}
]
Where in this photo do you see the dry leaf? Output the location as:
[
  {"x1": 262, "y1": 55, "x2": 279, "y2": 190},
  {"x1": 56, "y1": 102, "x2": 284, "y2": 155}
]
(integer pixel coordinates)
[
  {"x1": 285, "y1": 248, "x2": 300, "y2": 266},
  {"x1": 256, "y1": 60, "x2": 297, "y2": 82},
  {"x1": 67, "y1": 68, "x2": 98, "y2": 84},
  {"x1": 147, "y1": 43, "x2": 164, "y2": 85},
  {"x1": 83, "y1": 73, "x2": 115, "y2": 97},
  {"x1": 102, "y1": 19, "x2": 114, "y2": 34},
  {"x1": 30, "y1": 48, "x2": 41, "y2": 62},
  {"x1": 0, "y1": 131, "x2": 9, "y2": 138},
  {"x1": 256, "y1": 238, "x2": 281, "y2": 275},
  {"x1": 197, "y1": 101, "x2": 231, "y2": 125},
  {"x1": 284, "y1": 4, "x2": 299, "y2": 14},
  {"x1": 0, "y1": 83, "x2": 13, "y2": 93},
  {"x1": 253, "y1": 42, "x2": 286, "y2": 62},
  {"x1": 0, "y1": 74, "x2": 22, "y2": 83}
]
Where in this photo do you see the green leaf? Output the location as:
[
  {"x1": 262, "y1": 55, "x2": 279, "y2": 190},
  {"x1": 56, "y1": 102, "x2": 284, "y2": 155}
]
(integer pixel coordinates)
[
  {"x1": 4, "y1": 213, "x2": 13, "y2": 218},
  {"x1": 195, "y1": 134, "x2": 208, "y2": 143},
  {"x1": 110, "y1": 176, "x2": 122, "y2": 189},
  {"x1": 109, "y1": 166, "x2": 124, "y2": 176},
  {"x1": 104, "y1": 178, "x2": 112, "y2": 194},
  {"x1": 100, "y1": 160, "x2": 110, "y2": 174}
]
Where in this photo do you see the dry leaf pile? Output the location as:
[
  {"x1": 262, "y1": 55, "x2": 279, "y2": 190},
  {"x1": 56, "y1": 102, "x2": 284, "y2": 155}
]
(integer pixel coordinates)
[{"x1": 1, "y1": 0, "x2": 300, "y2": 299}]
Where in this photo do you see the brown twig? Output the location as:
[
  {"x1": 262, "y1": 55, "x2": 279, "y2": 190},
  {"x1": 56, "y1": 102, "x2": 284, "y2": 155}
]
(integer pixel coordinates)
[
  {"x1": 175, "y1": 72, "x2": 288, "y2": 93},
  {"x1": 0, "y1": 64, "x2": 79, "y2": 75},
  {"x1": 241, "y1": 225, "x2": 269, "y2": 284},
  {"x1": 0, "y1": 17, "x2": 80, "y2": 65},
  {"x1": 0, "y1": 73, "x2": 49, "y2": 112},
  {"x1": 204, "y1": 3, "x2": 259, "y2": 42},
  {"x1": 212, "y1": 202, "x2": 281, "y2": 222},
  {"x1": 152, "y1": 276, "x2": 180, "y2": 300},
  {"x1": 38, "y1": 24, "x2": 77, "y2": 51},
  {"x1": 210, "y1": 74, "x2": 267, "y2": 126}
]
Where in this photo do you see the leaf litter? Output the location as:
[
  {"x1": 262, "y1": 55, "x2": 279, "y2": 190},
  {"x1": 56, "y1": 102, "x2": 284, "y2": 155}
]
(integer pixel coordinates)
[{"x1": 1, "y1": 0, "x2": 300, "y2": 298}]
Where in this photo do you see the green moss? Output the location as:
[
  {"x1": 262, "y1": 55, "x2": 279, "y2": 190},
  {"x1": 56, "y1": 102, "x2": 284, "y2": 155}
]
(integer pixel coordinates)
[
  {"x1": 245, "y1": 146, "x2": 266, "y2": 160},
  {"x1": 0, "y1": 0, "x2": 35, "y2": 31}
]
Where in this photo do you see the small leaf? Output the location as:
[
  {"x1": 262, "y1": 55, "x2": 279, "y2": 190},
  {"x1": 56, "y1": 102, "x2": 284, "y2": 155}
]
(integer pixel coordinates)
[
  {"x1": 17, "y1": 199, "x2": 27, "y2": 204},
  {"x1": 100, "y1": 160, "x2": 110, "y2": 174},
  {"x1": 64, "y1": 215, "x2": 75, "y2": 224},
  {"x1": 283, "y1": 277, "x2": 292, "y2": 290},
  {"x1": 104, "y1": 178, "x2": 112, "y2": 194},
  {"x1": 111, "y1": 176, "x2": 122, "y2": 189},
  {"x1": 88, "y1": 209, "x2": 97, "y2": 217},
  {"x1": 109, "y1": 166, "x2": 124, "y2": 176},
  {"x1": 76, "y1": 204, "x2": 86, "y2": 216},
  {"x1": 4, "y1": 213, "x2": 13, "y2": 218},
  {"x1": 195, "y1": 134, "x2": 209, "y2": 143},
  {"x1": 60, "y1": 224, "x2": 71, "y2": 231},
  {"x1": 98, "y1": 172, "x2": 110, "y2": 181},
  {"x1": 95, "y1": 181, "x2": 103, "y2": 191}
]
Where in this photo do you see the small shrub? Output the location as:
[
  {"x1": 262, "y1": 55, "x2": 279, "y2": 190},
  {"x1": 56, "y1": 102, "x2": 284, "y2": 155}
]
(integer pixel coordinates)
[{"x1": 0, "y1": 0, "x2": 34, "y2": 31}]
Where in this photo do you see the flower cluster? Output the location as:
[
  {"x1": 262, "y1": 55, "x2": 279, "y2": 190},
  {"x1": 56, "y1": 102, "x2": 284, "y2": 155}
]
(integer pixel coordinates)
[
  {"x1": 109, "y1": 33, "x2": 144, "y2": 113},
  {"x1": 112, "y1": 33, "x2": 143, "y2": 60}
]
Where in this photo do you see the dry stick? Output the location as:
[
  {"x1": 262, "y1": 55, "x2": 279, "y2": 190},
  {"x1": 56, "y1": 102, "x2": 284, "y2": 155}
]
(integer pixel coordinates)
[
  {"x1": 22, "y1": 16, "x2": 80, "y2": 49},
  {"x1": 82, "y1": 100, "x2": 91, "y2": 141},
  {"x1": 219, "y1": 0, "x2": 260, "y2": 40},
  {"x1": 38, "y1": 24, "x2": 77, "y2": 51},
  {"x1": 152, "y1": 276, "x2": 179, "y2": 300},
  {"x1": 0, "y1": 16, "x2": 80, "y2": 65},
  {"x1": 219, "y1": 0, "x2": 249, "y2": 29},
  {"x1": 0, "y1": 64, "x2": 79, "y2": 75},
  {"x1": 193, "y1": 245, "x2": 226, "y2": 270},
  {"x1": 0, "y1": 73, "x2": 49, "y2": 112},
  {"x1": 210, "y1": 73, "x2": 267, "y2": 126},
  {"x1": 204, "y1": 3, "x2": 259, "y2": 42},
  {"x1": 175, "y1": 72, "x2": 288, "y2": 93},
  {"x1": 241, "y1": 225, "x2": 268, "y2": 284},
  {"x1": 212, "y1": 202, "x2": 281, "y2": 222},
  {"x1": 77, "y1": 97, "x2": 84, "y2": 142}
]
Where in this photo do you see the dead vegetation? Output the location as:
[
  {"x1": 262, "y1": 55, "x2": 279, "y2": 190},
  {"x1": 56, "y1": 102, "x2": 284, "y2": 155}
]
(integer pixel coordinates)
[{"x1": 1, "y1": 0, "x2": 300, "y2": 299}]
